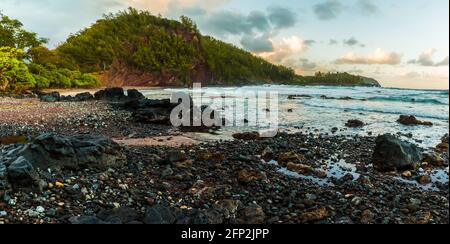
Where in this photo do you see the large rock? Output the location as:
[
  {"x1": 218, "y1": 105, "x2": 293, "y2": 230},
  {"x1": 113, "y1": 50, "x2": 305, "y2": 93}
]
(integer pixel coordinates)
[
  {"x1": 7, "y1": 156, "x2": 39, "y2": 187},
  {"x1": 232, "y1": 132, "x2": 260, "y2": 140},
  {"x1": 15, "y1": 133, "x2": 125, "y2": 170},
  {"x1": 372, "y1": 134, "x2": 422, "y2": 171},
  {"x1": 61, "y1": 92, "x2": 95, "y2": 102},
  {"x1": 143, "y1": 205, "x2": 177, "y2": 224},
  {"x1": 0, "y1": 133, "x2": 124, "y2": 189},
  {"x1": 127, "y1": 89, "x2": 145, "y2": 101},
  {"x1": 133, "y1": 107, "x2": 172, "y2": 124},
  {"x1": 397, "y1": 115, "x2": 433, "y2": 126},
  {"x1": 94, "y1": 87, "x2": 128, "y2": 102},
  {"x1": 345, "y1": 119, "x2": 365, "y2": 128},
  {"x1": 39, "y1": 92, "x2": 61, "y2": 102}
]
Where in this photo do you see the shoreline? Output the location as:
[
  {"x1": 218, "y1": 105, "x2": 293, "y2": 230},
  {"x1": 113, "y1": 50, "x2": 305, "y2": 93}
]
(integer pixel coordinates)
[{"x1": 0, "y1": 94, "x2": 448, "y2": 224}]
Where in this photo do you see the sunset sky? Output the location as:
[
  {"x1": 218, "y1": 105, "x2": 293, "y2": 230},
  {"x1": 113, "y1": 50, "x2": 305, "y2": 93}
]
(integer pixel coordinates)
[{"x1": 1, "y1": 0, "x2": 449, "y2": 89}]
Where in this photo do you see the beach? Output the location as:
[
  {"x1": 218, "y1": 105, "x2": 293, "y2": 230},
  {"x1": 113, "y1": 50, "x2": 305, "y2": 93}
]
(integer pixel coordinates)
[{"x1": 0, "y1": 86, "x2": 448, "y2": 224}]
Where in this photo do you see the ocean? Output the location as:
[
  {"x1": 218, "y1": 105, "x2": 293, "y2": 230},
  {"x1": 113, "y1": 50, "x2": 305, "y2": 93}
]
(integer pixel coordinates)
[{"x1": 140, "y1": 85, "x2": 449, "y2": 149}]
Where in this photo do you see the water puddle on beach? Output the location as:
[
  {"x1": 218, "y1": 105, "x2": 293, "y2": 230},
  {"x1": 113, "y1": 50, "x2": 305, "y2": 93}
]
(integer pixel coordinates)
[
  {"x1": 393, "y1": 167, "x2": 449, "y2": 191},
  {"x1": 264, "y1": 158, "x2": 360, "y2": 187}
]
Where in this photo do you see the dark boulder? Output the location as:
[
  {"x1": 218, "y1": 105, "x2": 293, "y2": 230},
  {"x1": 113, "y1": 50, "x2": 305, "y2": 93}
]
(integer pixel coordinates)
[
  {"x1": 74, "y1": 92, "x2": 95, "y2": 101},
  {"x1": 97, "y1": 207, "x2": 141, "y2": 224},
  {"x1": 143, "y1": 205, "x2": 177, "y2": 224},
  {"x1": 133, "y1": 107, "x2": 172, "y2": 124},
  {"x1": 127, "y1": 89, "x2": 145, "y2": 101},
  {"x1": 69, "y1": 216, "x2": 106, "y2": 225},
  {"x1": 94, "y1": 87, "x2": 127, "y2": 102},
  {"x1": 232, "y1": 132, "x2": 261, "y2": 140},
  {"x1": 397, "y1": 115, "x2": 433, "y2": 126},
  {"x1": 39, "y1": 92, "x2": 60, "y2": 102},
  {"x1": 7, "y1": 156, "x2": 39, "y2": 187},
  {"x1": 16, "y1": 133, "x2": 125, "y2": 170},
  {"x1": 345, "y1": 119, "x2": 365, "y2": 128},
  {"x1": 372, "y1": 134, "x2": 422, "y2": 171}
]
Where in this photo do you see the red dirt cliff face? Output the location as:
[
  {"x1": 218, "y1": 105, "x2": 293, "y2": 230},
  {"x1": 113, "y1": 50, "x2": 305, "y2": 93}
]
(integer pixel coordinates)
[{"x1": 96, "y1": 59, "x2": 217, "y2": 88}]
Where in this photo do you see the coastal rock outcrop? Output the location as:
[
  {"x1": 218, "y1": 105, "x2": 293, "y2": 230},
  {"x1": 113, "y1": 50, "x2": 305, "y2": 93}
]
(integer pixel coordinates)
[
  {"x1": 372, "y1": 134, "x2": 422, "y2": 171},
  {"x1": 0, "y1": 133, "x2": 125, "y2": 189},
  {"x1": 345, "y1": 119, "x2": 365, "y2": 128},
  {"x1": 232, "y1": 132, "x2": 261, "y2": 141},
  {"x1": 38, "y1": 92, "x2": 61, "y2": 102},
  {"x1": 397, "y1": 115, "x2": 433, "y2": 126}
]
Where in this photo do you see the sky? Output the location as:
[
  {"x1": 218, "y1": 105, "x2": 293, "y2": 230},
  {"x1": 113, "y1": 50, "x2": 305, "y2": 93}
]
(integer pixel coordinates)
[{"x1": 1, "y1": 0, "x2": 449, "y2": 89}]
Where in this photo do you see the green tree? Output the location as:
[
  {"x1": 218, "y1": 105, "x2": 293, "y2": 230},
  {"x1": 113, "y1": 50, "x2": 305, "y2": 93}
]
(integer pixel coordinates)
[
  {"x1": 0, "y1": 47, "x2": 35, "y2": 92},
  {"x1": 0, "y1": 13, "x2": 48, "y2": 50}
]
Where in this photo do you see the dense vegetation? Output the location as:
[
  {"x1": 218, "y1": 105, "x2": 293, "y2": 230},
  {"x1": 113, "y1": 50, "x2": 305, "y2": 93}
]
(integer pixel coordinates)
[
  {"x1": 296, "y1": 72, "x2": 366, "y2": 86},
  {"x1": 56, "y1": 8, "x2": 297, "y2": 86},
  {"x1": 0, "y1": 13, "x2": 99, "y2": 93}
]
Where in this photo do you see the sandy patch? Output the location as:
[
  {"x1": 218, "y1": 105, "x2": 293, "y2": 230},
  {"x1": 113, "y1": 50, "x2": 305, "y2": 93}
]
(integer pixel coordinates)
[{"x1": 114, "y1": 136, "x2": 200, "y2": 147}]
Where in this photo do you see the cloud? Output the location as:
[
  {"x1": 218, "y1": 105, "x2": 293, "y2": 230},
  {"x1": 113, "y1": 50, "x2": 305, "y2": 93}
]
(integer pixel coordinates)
[
  {"x1": 313, "y1": 0, "x2": 343, "y2": 20},
  {"x1": 257, "y1": 36, "x2": 306, "y2": 63},
  {"x1": 267, "y1": 6, "x2": 297, "y2": 29},
  {"x1": 203, "y1": 11, "x2": 253, "y2": 36},
  {"x1": 329, "y1": 39, "x2": 339, "y2": 45},
  {"x1": 240, "y1": 33, "x2": 274, "y2": 52},
  {"x1": 408, "y1": 49, "x2": 449, "y2": 67},
  {"x1": 343, "y1": 37, "x2": 365, "y2": 47},
  {"x1": 335, "y1": 48, "x2": 403, "y2": 65},
  {"x1": 357, "y1": 0, "x2": 380, "y2": 15},
  {"x1": 247, "y1": 11, "x2": 271, "y2": 32},
  {"x1": 304, "y1": 40, "x2": 316, "y2": 46},
  {"x1": 202, "y1": 6, "x2": 298, "y2": 37}
]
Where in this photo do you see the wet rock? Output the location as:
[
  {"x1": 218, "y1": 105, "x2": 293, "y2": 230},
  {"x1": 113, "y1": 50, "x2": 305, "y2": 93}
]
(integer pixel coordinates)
[
  {"x1": 422, "y1": 152, "x2": 445, "y2": 167},
  {"x1": 402, "y1": 171, "x2": 412, "y2": 178},
  {"x1": 70, "y1": 216, "x2": 106, "y2": 224},
  {"x1": 237, "y1": 169, "x2": 266, "y2": 184},
  {"x1": 372, "y1": 134, "x2": 422, "y2": 171},
  {"x1": 97, "y1": 207, "x2": 140, "y2": 224},
  {"x1": 232, "y1": 132, "x2": 260, "y2": 141},
  {"x1": 39, "y1": 92, "x2": 60, "y2": 102},
  {"x1": 62, "y1": 92, "x2": 94, "y2": 102},
  {"x1": 416, "y1": 175, "x2": 431, "y2": 185},
  {"x1": 397, "y1": 115, "x2": 433, "y2": 126},
  {"x1": 278, "y1": 152, "x2": 306, "y2": 167},
  {"x1": 143, "y1": 205, "x2": 176, "y2": 224},
  {"x1": 345, "y1": 119, "x2": 365, "y2": 128},
  {"x1": 286, "y1": 162, "x2": 313, "y2": 175},
  {"x1": 239, "y1": 204, "x2": 265, "y2": 224},
  {"x1": 7, "y1": 156, "x2": 39, "y2": 187},
  {"x1": 360, "y1": 209, "x2": 375, "y2": 224},
  {"x1": 94, "y1": 87, "x2": 127, "y2": 102},
  {"x1": 11, "y1": 133, "x2": 125, "y2": 170},
  {"x1": 196, "y1": 151, "x2": 225, "y2": 162},
  {"x1": 436, "y1": 137, "x2": 449, "y2": 153},
  {"x1": 167, "y1": 150, "x2": 187, "y2": 163},
  {"x1": 261, "y1": 147, "x2": 275, "y2": 161},
  {"x1": 133, "y1": 107, "x2": 172, "y2": 124},
  {"x1": 300, "y1": 207, "x2": 328, "y2": 223},
  {"x1": 127, "y1": 89, "x2": 145, "y2": 101}
]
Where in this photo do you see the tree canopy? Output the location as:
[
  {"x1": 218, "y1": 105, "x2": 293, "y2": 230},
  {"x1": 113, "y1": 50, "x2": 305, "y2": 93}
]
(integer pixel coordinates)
[
  {"x1": 0, "y1": 13, "x2": 48, "y2": 50},
  {"x1": 0, "y1": 14, "x2": 99, "y2": 93}
]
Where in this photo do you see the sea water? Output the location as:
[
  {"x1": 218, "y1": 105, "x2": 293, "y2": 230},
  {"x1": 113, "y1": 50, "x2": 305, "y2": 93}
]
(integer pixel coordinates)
[{"x1": 140, "y1": 85, "x2": 449, "y2": 149}]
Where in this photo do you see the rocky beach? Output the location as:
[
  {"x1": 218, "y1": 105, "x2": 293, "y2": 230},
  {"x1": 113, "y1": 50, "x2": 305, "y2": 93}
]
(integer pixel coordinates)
[{"x1": 0, "y1": 87, "x2": 448, "y2": 224}]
